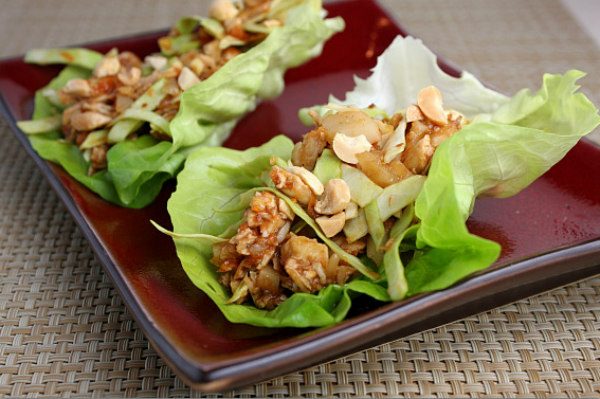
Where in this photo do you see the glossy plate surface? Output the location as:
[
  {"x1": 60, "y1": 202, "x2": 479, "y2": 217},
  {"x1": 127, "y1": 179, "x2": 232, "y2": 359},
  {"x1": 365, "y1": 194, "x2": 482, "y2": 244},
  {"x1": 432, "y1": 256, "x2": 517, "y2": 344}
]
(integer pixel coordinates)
[{"x1": 1, "y1": 0, "x2": 600, "y2": 391}]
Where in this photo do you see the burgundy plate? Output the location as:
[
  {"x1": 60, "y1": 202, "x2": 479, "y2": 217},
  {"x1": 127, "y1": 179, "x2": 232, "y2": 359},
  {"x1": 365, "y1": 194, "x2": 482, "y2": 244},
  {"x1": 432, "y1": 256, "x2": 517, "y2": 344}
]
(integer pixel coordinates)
[{"x1": 1, "y1": 0, "x2": 600, "y2": 391}]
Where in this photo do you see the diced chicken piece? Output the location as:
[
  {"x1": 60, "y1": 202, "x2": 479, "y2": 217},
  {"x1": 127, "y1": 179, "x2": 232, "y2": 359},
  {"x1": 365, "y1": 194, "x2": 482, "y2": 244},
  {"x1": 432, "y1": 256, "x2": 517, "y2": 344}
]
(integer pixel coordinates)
[
  {"x1": 198, "y1": 54, "x2": 218, "y2": 77},
  {"x1": 93, "y1": 55, "x2": 121, "y2": 78},
  {"x1": 291, "y1": 126, "x2": 327, "y2": 170},
  {"x1": 246, "y1": 266, "x2": 287, "y2": 309},
  {"x1": 281, "y1": 234, "x2": 329, "y2": 293},
  {"x1": 203, "y1": 40, "x2": 222, "y2": 63},
  {"x1": 332, "y1": 235, "x2": 366, "y2": 256},
  {"x1": 430, "y1": 119, "x2": 461, "y2": 147},
  {"x1": 402, "y1": 134, "x2": 435, "y2": 174},
  {"x1": 230, "y1": 191, "x2": 291, "y2": 267},
  {"x1": 117, "y1": 51, "x2": 143, "y2": 69},
  {"x1": 324, "y1": 253, "x2": 357, "y2": 286},
  {"x1": 270, "y1": 165, "x2": 313, "y2": 205},
  {"x1": 179, "y1": 51, "x2": 205, "y2": 76},
  {"x1": 245, "y1": 191, "x2": 292, "y2": 236},
  {"x1": 387, "y1": 112, "x2": 404, "y2": 129},
  {"x1": 222, "y1": 47, "x2": 242, "y2": 63},
  {"x1": 90, "y1": 76, "x2": 120, "y2": 97},
  {"x1": 224, "y1": 17, "x2": 250, "y2": 41},
  {"x1": 70, "y1": 111, "x2": 112, "y2": 131},
  {"x1": 210, "y1": 0, "x2": 239, "y2": 21},
  {"x1": 89, "y1": 144, "x2": 109, "y2": 173},
  {"x1": 117, "y1": 66, "x2": 141, "y2": 86},
  {"x1": 321, "y1": 109, "x2": 382, "y2": 144},
  {"x1": 401, "y1": 117, "x2": 460, "y2": 174},
  {"x1": 356, "y1": 149, "x2": 412, "y2": 187},
  {"x1": 211, "y1": 241, "x2": 241, "y2": 273},
  {"x1": 404, "y1": 119, "x2": 431, "y2": 147},
  {"x1": 81, "y1": 101, "x2": 113, "y2": 116}
]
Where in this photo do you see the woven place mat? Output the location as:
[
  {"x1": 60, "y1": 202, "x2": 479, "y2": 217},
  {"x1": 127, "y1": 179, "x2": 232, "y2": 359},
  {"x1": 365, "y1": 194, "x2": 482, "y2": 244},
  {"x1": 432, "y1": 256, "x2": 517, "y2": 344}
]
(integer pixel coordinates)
[{"x1": 1, "y1": 0, "x2": 600, "y2": 397}]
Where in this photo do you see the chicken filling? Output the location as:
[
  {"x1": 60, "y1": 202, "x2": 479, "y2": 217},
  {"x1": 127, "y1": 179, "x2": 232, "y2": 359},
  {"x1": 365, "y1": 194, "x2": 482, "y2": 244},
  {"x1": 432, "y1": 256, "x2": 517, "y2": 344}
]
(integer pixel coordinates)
[
  {"x1": 56, "y1": 0, "x2": 284, "y2": 174},
  {"x1": 212, "y1": 85, "x2": 468, "y2": 309}
]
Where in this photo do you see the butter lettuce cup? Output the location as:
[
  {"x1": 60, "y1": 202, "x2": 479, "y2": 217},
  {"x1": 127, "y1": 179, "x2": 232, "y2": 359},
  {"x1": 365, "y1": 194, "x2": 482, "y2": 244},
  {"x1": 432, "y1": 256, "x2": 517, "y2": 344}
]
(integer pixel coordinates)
[{"x1": 157, "y1": 36, "x2": 599, "y2": 327}]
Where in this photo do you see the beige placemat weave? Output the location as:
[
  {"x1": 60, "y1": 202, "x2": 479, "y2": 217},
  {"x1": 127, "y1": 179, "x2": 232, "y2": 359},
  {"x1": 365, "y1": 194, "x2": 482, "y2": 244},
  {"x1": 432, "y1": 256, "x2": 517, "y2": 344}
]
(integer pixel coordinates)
[{"x1": 1, "y1": 0, "x2": 600, "y2": 397}]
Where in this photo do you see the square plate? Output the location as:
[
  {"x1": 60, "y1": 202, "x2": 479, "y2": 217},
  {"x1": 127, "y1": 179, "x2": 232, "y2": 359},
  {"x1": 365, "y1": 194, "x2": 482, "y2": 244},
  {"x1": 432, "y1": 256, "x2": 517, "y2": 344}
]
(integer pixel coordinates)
[{"x1": 1, "y1": 0, "x2": 600, "y2": 392}]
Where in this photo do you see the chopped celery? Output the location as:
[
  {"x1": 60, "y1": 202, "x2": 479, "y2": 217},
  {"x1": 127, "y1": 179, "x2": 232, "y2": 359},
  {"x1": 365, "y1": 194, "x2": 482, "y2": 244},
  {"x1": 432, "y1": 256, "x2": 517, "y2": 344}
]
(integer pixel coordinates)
[
  {"x1": 17, "y1": 115, "x2": 61, "y2": 134},
  {"x1": 118, "y1": 109, "x2": 171, "y2": 136},
  {"x1": 159, "y1": 34, "x2": 199, "y2": 56},
  {"x1": 341, "y1": 164, "x2": 383, "y2": 207},
  {"x1": 25, "y1": 48, "x2": 103, "y2": 70},
  {"x1": 201, "y1": 18, "x2": 225, "y2": 38},
  {"x1": 377, "y1": 175, "x2": 426, "y2": 221},
  {"x1": 79, "y1": 130, "x2": 108, "y2": 150},
  {"x1": 343, "y1": 208, "x2": 368, "y2": 243},
  {"x1": 313, "y1": 149, "x2": 341, "y2": 184},
  {"x1": 108, "y1": 79, "x2": 167, "y2": 143},
  {"x1": 219, "y1": 35, "x2": 246, "y2": 50},
  {"x1": 364, "y1": 200, "x2": 386, "y2": 250}
]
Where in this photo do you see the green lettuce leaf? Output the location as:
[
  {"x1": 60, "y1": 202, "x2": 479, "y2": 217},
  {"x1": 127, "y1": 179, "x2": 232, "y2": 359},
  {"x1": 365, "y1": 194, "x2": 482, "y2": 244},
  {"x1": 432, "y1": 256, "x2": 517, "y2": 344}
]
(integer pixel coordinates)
[
  {"x1": 170, "y1": 2, "x2": 344, "y2": 150},
  {"x1": 300, "y1": 36, "x2": 509, "y2": 121},
  {"x1": 25, "y1": 66, "x2": 185, "y2": 207},
  {"x1": 404, "y1": 70, "x2": 600, "y2": 296},
  {"x1": 167, "y1": 136, "x2": 386, "y2": 327},
  {"x1": 27, "y1": 66, "x2": 124, "y2": 204},
  {"x1": 167, "y1": 36, "x2": 599, "y2": 325},
  {"x1": 106, "y1": 137, "x2": 186, "y2": 207},
  {"x1": 23, "y1": 1, "x2": 343, "y2": 208},
  {"x1": 299, "y1": 36, "x2": 599, "y2": 301}
]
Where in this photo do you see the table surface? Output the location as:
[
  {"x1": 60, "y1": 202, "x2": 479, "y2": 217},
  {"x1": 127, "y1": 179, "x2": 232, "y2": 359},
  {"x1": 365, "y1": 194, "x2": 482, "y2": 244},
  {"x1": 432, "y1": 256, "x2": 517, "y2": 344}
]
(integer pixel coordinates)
[{"x1": 1, "y1": 0, "x2": 600, "y2": 397}]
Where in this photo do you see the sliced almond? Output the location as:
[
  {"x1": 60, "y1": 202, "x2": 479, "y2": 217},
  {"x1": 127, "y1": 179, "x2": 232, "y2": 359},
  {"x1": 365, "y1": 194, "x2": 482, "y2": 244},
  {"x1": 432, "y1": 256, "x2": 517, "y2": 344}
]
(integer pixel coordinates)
[
  {"x1": 177, "y1": 67, "x2": 200, "y2": 91},
  {"x1": 117, "y1": 66, "x2": 141, "y2": 86},
  {"x1": 210, "y1": 0, "x2": 239, "y2": 22},
  {"x1": 316, "y1": 212, "x2": 346, "y2": 238},
  {"x1": 62, "y1": 79, "x2": 91, "y2": 98},
  {"x1": 344, "y1": 201, "x2": 358, "y2": 220},
  {"x1": 321, "y1": 109, "x2": 381, "y2": 144},
  {"x1": 332, "y1": 134, "x2": 372, "y2": 164},
  {"x1": 93, "y1": 56, "x2": 121, "y2": 78},
  {"x1": 145, "y1": 55, "x2": 168, "y2": 71},
  {"x1": 189, "y1": 57, "x2": 205, "y2": 76},
  {"x1": 288, "y1": 165, "x2": 324, "y2": 196},
  {"x1": 71, "y1": 112, "x2": 112, "y2": 131},
  {"x1": 406, "y1": 105, "x2": 424, "y2": 122},
  {"x1": 314, "y1": 179, "x2": 351, "y2": 215},
  {"x1": 263, "y1": 19, "x2": 283, "y2": 28},
  {"x1": 417, "y1": 85, "x2": 447, "y2": 126}
]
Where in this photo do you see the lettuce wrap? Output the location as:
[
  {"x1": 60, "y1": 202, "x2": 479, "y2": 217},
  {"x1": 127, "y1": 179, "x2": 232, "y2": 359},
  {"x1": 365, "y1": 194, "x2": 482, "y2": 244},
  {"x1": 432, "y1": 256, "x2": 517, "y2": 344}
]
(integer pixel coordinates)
[
  {"x1": 19, "y1": 0, "x2": 344, "y2": 208},
  {"x1": 164, "y1": 36, "x2": 599, "y2": 327}
]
